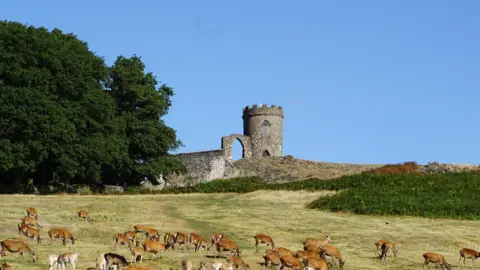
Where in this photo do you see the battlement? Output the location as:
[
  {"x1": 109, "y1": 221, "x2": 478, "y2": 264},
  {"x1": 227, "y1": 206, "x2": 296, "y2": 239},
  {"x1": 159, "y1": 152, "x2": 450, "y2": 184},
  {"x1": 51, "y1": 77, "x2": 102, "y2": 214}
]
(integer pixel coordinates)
[{"x1": 243, "y1": 104, "x2": 284, "y2": 117}]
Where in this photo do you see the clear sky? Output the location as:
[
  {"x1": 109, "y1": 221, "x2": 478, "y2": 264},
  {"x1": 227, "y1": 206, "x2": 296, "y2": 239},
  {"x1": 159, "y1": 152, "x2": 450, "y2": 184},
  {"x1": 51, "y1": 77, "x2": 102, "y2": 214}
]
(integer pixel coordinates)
[{"x1": 2, "y1": 1, "x2": 479, "y2": 164}]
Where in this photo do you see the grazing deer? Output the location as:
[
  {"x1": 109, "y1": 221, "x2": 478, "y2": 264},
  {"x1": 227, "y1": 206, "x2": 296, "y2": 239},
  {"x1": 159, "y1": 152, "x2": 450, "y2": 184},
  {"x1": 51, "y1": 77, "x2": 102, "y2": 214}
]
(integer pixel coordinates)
[
  {"x1": 187, "y1": 232, "x2": 210, "y2": 252},
  {"x1": 48, "y1": 228, "x2": 75, "y2": 246},
  {"x1": 20, "y1": 224, "x2": 41, "y2": 243},
  {"x1": 113, "y1": 232, "x2": 131, "y2": 248},
  {"x1": 142, "y1": 239, "x2": 166, "y2": 260},
  {"x1": 128, "y1": 240, "x2": 145, "y2": 263},
  {"x1": 57, "y1": 252, "x2": 78, "y2": 270},
  {"x1": 423, "y1": 252, "x2": 451, "y2": 270},
  {"x1": 254, "y1": 234, "x2": 275, "y2": 252},
  {"x1": 26, "y1": 207, "x2": 39, "y2": 219},
  {"x1": 374, "y1": 240, "x2": 386, "y2": 258},
  {"x1": 146, "y1": 228, "x2": 160, "y2": 241},
  {"x1": 104, "y1": 253, "x2": 129, "y2": 269},
  {"x1": 319, "y1": 245, "x2": 346, "y2": 268},
  {"x1": 0, "y1": 262, "x2": 12, "y2": 270},
  {"x1": 459, "y1": 248, "x2": 480, "y2": 268},
  {"x1": 263, "y1": 249, "x2": 282, "y2": 270},
  {"x1": 227, "y1": 255, "x2": 251, "y2": 270},
  {"x1": 0, "y1": 239, "x2": 37, "y2": 262},
  {"x1": 20, "y1": 216, "x2": 42, "y2": 230},
  {"x1": 77, "y1": 210, "x2": 92, "y2": 223},
  {"x1": 294, "y1": 250, "x2": 321, "y2": 260},
  {"x1": 274, "y1": 247, "x2": 294, "y2": 258},
  {"x1": 279, "y1": 254, "x2": 303, "y2": 270},
  {"x1": 214, "y1": 239, "x2": 241, "y2": 258},
  {"x1": 302, "y1": 236, "x2": 332, "y2": 250},
  {"x1": 48, "y1": 254, "x2": 58, "y2": 270},
  {"x1": 173, "y1": 232, "x2": 188, "y2": 251},
  {"x1": 379, "y1": 241, "x2": 398, "y2": 262},
  {"x1": 211, "y1": 233, "x2": 228, "y2": 249},
  {"x1": 303, "y1": 257, "x2": 330, "y2": 270},
  {"x1": 123, "y1": 231, "x2": 137, "y2": 243},
  {"x1": 133, "y1": 225, "x2": 150, "y2": 234}
]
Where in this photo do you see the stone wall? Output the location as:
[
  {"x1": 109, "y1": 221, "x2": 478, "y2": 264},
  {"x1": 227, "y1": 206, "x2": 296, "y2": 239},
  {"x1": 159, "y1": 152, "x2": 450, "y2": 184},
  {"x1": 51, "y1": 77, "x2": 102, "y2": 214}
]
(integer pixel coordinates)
[{"x1": 165, "y1": 150, "x2": 229, "y2": 187}]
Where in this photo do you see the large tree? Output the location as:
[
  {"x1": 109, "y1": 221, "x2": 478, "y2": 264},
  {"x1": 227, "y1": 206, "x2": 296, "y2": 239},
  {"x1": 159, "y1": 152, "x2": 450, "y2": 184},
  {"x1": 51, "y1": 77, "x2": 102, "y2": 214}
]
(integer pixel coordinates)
[
  {"x1": 0, "y1": 21, "x2": 183, "y2": 191},
  {"x1": 104, "y1": 55, "x2": 184, "y2": 185}
]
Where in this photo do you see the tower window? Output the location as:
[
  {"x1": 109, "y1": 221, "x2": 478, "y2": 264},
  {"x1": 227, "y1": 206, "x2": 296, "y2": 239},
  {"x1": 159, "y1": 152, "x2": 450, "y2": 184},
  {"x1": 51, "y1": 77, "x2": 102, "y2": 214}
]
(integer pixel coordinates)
[{"x1": 260, "y1": 120, "x2": 271, "y2": 136}]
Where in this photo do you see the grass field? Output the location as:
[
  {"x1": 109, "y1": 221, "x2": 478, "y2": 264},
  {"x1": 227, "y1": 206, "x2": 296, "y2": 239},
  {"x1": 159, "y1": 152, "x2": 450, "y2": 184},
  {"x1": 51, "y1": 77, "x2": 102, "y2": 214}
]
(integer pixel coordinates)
[{"x1": 1, "y1": 191, "x2": 479, "y2": 270}]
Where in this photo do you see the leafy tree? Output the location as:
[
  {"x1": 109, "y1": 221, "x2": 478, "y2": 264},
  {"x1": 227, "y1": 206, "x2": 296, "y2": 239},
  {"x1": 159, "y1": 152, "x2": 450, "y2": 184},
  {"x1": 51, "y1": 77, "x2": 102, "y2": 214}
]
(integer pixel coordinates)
[
  {"x1": 0, "y1": 20, "x2": 129, "y2": 189},
  {"x1": 104, "y1": 55, "x2": 185, "y2": 185}
]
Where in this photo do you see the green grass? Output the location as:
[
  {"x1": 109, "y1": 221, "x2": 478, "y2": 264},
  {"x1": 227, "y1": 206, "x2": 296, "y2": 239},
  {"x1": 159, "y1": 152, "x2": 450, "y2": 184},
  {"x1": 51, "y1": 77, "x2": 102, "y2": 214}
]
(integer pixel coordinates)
[{"x1": 152, "y1": 172, "x2": 480, "y2": 220}]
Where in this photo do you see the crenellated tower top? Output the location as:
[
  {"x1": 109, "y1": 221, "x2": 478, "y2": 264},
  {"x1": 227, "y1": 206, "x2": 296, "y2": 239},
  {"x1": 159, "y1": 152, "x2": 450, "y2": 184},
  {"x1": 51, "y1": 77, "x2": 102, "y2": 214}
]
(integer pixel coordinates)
[{"x1": 242, "y1": 104, "x2": 284, "y2": 118}]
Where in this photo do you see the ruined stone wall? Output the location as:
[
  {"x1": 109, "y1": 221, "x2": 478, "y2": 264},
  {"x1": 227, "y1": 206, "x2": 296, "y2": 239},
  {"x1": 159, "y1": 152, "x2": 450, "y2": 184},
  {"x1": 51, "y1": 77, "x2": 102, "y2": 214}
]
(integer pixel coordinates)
[{"x1": 166, "y1": 150, "x2": 227, "y2": 187}]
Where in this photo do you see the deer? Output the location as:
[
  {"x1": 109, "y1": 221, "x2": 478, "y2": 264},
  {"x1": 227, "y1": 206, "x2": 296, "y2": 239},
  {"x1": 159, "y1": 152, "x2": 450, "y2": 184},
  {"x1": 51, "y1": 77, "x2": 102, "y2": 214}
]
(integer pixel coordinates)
[
  {"x1": 211, "y1": 261, "x2": 233, "y2": 270},
  {"x1": 142, "y1": 239, "x2": 166, "y2": 260},
  {"x1": 95, "y1": 253, "x2": 107, "y2": 270},
  {"x1": 227, "y1": 255, "x2": 251, "y2": 270},
  {"x1": 0, "y1": 262, "x2": 12, "y2": 270},
  {"x1": 146, "y1": 228, "x2": 160, "y2": 241},
  {"x1": 214, "y1": 238, "x2": 241, "y2": 258},
  {"x1": 379, "y1": 241, "x2": 399, "y2": 262},
  {"x1": 211, "y1": 233, "x2": 228, "y2": 249},
  {"x1": 274, "y1": 247, "x2": 295, "y2": 258},
  {"x1": 294, "y1": 250, "x2": 321, "y2": 260},
  {"x1": 263, "y1": 249, "x2": 282, "y2": 270},
  {"x1": 133, "y1": 225, "x2": 150, "y2": 234},
  {"x1": 48, "y1": 228, "x2": 75, "y2": 246},
  {"x1": 187, "y1": 232, "x2": 210, "y2": 252},
  {"x1": 123, "y1": 231, "x2": 137, "y2": 243},
  {"x1": 0, "y1": 239, "x2": 37, "y2": 262},
  {"x1": 182, "y1": 259, "x2": 193, "y2": 270},
  {"x1": 254, "y1": 234, "x2": 275, "y2": 252},
  {"x1": 164, "y1": 233, "x2": 175, "y2": 250},
  {"x1": 302, "y1": 236, "x2": 332, "y2": 250},
  {"x1": 20, "y1": 224, "x2": 41, "y2": 243},
  {"x1": 303, "y1": 257, "x2": 330, "y2": 270},
  {"x1": 423, "y1": 252, "x2": 452, "y2": 270},
  {"x1": 319, "y1": 245, "x2": 346, "y2": 268},
  {"x1": 26, "y1": 207, "x2": 39, "y2": 219},
  {"x1": 104, "y1": 253, "x2": 130, "y2": 269},
  {"x1": 128, "y1": 240, "x2": 145, "y2": 263},
  {"x1": 279, "y1": 254, "x2": 303, "y2": 270},
  {"x1": 77, "y1": 210, "x2": 92, "y2": 223},
  {"x1": 459, "y1": 248, "x2": 480, "y2": 268},
  {"x1": 57, "y1": 252, "x2": 79, "y2": 270},
  {"x1": 20, "y1": 216, "x2": 42, "y2": 230},
  {"x1": 173, "y1": 232, "x2": 188, "y2": 251},
  {"x1": 113, "y1": 232, "x2": 131, "y2": 248}
]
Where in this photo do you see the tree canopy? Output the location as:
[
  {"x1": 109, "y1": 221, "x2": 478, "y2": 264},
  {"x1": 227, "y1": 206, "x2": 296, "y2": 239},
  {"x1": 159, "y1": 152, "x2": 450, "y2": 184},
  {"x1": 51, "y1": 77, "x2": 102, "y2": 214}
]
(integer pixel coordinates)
[{"x1": 0, "y1": 20, "x2": 184, "y2": 191}]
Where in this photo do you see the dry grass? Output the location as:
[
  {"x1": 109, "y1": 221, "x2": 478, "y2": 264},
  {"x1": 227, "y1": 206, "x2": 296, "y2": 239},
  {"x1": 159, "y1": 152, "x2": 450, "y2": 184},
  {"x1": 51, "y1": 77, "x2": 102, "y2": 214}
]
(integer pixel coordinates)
[{"x1": 0, "y1": 191, "x2": 479, "y2": 269}]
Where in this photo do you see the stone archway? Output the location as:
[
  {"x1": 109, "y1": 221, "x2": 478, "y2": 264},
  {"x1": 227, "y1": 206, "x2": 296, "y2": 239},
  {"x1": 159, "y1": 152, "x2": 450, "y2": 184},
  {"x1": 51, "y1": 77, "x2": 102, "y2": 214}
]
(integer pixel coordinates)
[
  {"x1": 221, "y1": 134, "x2": 252, "y2": 161},
  {"x1": 262, "y1": 150, "x2": 271, "y2": 157}
]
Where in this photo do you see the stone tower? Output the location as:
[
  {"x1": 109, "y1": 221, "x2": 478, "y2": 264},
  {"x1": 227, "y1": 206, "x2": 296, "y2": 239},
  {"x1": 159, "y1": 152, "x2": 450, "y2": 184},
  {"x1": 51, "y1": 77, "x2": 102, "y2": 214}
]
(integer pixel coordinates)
[{"x1": 242, "y1": 104, "x2": 284, "y2": 158}]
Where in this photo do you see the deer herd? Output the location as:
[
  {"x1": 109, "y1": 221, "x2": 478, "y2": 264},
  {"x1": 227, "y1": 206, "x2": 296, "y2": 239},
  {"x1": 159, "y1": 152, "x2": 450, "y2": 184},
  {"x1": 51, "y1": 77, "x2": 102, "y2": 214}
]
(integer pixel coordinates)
[{"x1": 0, "y1": 207, "x2": 478, "y2": 269}]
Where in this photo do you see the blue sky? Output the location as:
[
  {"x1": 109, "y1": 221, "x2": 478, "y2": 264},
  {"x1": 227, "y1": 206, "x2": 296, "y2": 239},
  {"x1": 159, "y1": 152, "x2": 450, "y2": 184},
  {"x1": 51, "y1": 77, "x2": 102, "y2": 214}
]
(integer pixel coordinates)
[{"x1": 2, "y1": 1, "x2": 479, "y2": 164}]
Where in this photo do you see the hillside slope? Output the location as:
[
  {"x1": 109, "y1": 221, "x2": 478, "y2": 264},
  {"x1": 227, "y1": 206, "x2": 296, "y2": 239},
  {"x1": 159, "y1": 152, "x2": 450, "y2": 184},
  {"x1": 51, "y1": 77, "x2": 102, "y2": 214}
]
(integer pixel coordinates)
[{"x1": 229, "y1": 155, "x2": 383, "y2": 181}]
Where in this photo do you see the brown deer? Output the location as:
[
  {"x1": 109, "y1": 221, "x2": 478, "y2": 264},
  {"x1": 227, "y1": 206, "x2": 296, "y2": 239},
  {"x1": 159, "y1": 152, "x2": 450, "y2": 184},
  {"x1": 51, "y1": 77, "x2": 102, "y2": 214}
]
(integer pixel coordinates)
[
  {"x1": 263, "y1": 249, "x2": 282, "y2": 270},
  {"x1": 0, "y1": 239, "x2": 37, "y2": 262},
  {"x1": 187, "y1": 232, "x2": 210, "y2": 252},
  {"x1": 26, "y1": 207, "x2": 39, "y2": 219},
  {"x1": 374, "y1": 240, "x2": 387, "y2": 258},
  {"x1": 104, "y1": 252, "x2": 130, "y2": 269},
  {"x1": 133, "y1": 224, "x2": 149, "y2": 233},
  {"x1": 57, "y1": 252, "x2": 79, "y2": 270},
  {"x1": 302, "y1": 236, "x2": 332, "y2": 250},
  {"x1": 459, "y1": 248, "x2": 480, "y2": 268},
  {"x1": 146, "y1": 228, "x2": 160, "y2": 241},
  {"x1": 173, "y1": 232, "x2": 188, "y2": 251},
  {"x1": 20, "y1": 217, "x2": 42, "y2": 230},
  {"x1": 48, "y1": 228, "x2": 75, "y2": 246},
  {"x1": 379, "y1": 241, "x2": 399, "y2": 262},
  {"x1": 303, "y1": 257, "x2": 330, "y2": 270},
  {"x1": 294, "y1": 250, "x2": 321, "y2": 260},
  {"x1": 254, "y1": 234, "x2": 275, "y2": 252},
  {"x1": 211, "y1": 233, "x2": 228, "y2": 249},
  {"x1": 214, "y1": 239, "x2": 241, "y2": 258},
  {"x1": 128, "y1": 240, "x2": 145, "y2": 263},
  {"x1": 0, "y1": 262, "x2": 12, "y2": 270},
  {"x1": 227, "y1": 255, "x2": 251, "y2": 270},
  {"x1": 142, "y1": 239, "x2": 166, "y2": 260},
  {"x1": 319, "y1": 245, "x2": 346, "y2": 268},
  {"x1": 124, "y1": 231, "x2": 137, "y2": 243},
  {"x1": 274, "y1": 247, "x2": 294, "y2": 258},
  {"x1": 20, "y1": 224, "x2": 41, "y2": 243},
  {"x1": 423, "y1": 252, "x2": 451, "y2": 270},
  {"x1": 164, "y1": 233, "x2": 175, "y2": 250},
  {"x1": 77, "y1": 210, "x2": 93, "y2": 223},
  {"x1": 279, "y1": 254, "x2": 303, "y2": 270},
  {"x1": 113, "y1": 232, "x2": 131, "y2": 248}
]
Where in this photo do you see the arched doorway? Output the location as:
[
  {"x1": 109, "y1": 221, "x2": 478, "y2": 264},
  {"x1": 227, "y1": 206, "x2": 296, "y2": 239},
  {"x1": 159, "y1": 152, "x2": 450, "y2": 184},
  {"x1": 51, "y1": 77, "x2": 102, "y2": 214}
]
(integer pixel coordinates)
[
  {"x1": 260, "y1": 120, "x2": 271, "y2": 136},
  {"x1": 262, "y1": 150, "x2": 271, "y2": 157},
  {"x1": 232, "y1": 138, "x2": 244, "y2": 160}
]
